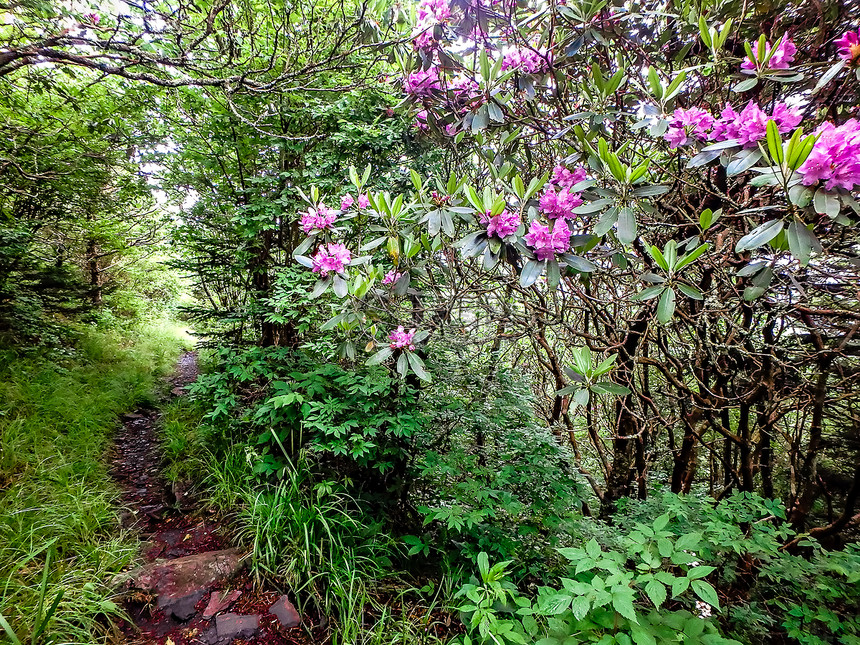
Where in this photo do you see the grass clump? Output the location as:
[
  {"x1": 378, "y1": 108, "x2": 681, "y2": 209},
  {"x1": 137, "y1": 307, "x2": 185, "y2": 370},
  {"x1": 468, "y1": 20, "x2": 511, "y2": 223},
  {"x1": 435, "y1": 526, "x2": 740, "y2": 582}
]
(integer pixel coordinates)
[{"x1": 0, "y1": 320, "x2": 190, "y2": 644}]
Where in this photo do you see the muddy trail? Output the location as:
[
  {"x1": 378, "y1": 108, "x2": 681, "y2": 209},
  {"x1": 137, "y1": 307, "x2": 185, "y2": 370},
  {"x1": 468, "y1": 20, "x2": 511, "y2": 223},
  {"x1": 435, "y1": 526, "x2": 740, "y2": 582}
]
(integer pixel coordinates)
[{"x1": 110, "y1": 351, "x2": 313, "y2": 645}]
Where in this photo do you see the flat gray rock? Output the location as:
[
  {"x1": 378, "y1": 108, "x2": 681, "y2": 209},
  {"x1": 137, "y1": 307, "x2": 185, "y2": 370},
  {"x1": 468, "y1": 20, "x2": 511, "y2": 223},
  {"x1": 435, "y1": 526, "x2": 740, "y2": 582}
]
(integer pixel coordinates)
[
  {"x1": 216, "y1": 613, "x2": 260, "y2": 640},
  {"x1": 269, "y1": 594, "x2": 301, "y2": 628},
  {"x1": 160, "y1": 588, "x2": 205, "y2": 621}
]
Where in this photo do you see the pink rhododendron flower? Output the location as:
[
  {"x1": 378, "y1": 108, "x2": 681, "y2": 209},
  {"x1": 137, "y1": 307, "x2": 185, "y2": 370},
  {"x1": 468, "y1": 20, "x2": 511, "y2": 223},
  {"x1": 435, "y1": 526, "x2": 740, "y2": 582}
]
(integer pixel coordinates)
[
  {"x1": 300, "y1": 204, "x2": 337, "y2": 234},
  {"x1": 388, "y1": 326, "x2": 416, "y2": 350},
  {"x1": 340, "y1": 194, "x2": 354, "y2": 210},
  {"x1": 358, "y1": 194, "x2": 370, "y2": 209},
  {"x1": 539, "y1": 187, "x2": 583, "y2": 219},
  {"x1": 412, "y1": 26, "x2": 436, "y2": 50},
  {"x1": 798, "y1": 119, "x2": 860, "y2": 190},
  {"x1": 741, "y1": 36, "x2": 796, "y2": 71},
  {"x1": 663, "y1": 107, "x2": 714, "y2": 148},
  {"x1": 479, "y1": 209, "x2": 520, "y2": 238},
  {"x1": 312, "y1": 243, "x2": 351, "y2": 277},
  {"x1": 550, "y1": 164, "x2": 587, "y2": 190},
  {"x1": 710, "y1": 101, "x2": 801, "y2": 148},
  {"x1": 403, "y1": 68, "x2": 441, "y2": 96},
  {"x1": 501, "y1": 47, "x2": 552, "y2": 74},
  {"x1": 383, "y1": 269, "x2": 403, "y2": 285},
  {"x1": 836, "y1": 29, "x2": 860, "y2": 65},
  {"x1": 524, "y1": 218, "x2": 571, "y2": 261},
  {"x1": 414, "y1": 110, "x2": 429, "y2": 131},
  {"x1": 417, "y1": 0, "x2": 451, "y2": 23}
]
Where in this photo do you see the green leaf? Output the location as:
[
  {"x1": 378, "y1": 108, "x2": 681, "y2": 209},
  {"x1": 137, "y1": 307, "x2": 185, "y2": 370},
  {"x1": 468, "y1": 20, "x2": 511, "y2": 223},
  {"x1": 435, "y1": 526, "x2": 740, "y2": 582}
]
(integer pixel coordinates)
[
  {"x1": 617, "y1": 208, "x2": 637, "y2": 244},
  {"x1": 644, "y1": 580, "x2": 667, "y2": 608},
  {"x1": 691, "y1": 580, "x2": 720, "y2": 609},
  {"x1": 591, "y1": 382, "x2": 631, "y2": 396},
  {"x1": 671, "y1": 576, "x2": 689, "y2": 597},
  {"x1": 585, "y1": 538, "x2": 601, "y2": 559},
  {"x1": 688, "y1": 566, "x2": 717, "y2": 580},
  {"x1": 813, "y1": 188, "x2": 840, "y2": 218},
  {"x1": 735, "y1": 220, "x2": 784, "y2": 252},
  {"x1": 631, "y1": 285, "x2": 665, "y2": 301},
  {"x1": 676, "y1": 283, "x2": 704, "y2": 300},
  {"x1": 366, "y1": 347, "x2": 392, "y2": 365},
  {"x1": 674, "y1": 243, "x2": 710, "y2": 271},
  {"x1": 571, "y1": 595, "x2": 590, "y2": 621},
  {"x1": 733, "y1": 77, "x2": 758, "y2": 93},
  {"x1": 648, "y1": 245, "x2": 669, "y2": 271},
  {"x1": 765, "y1": 120, "x2": 784, "y2": 165},
  {"x1": 611, "y1": 587, "x2": 638, "y2": 622},
  {"x1": 406, "y1": 351, "x2": 431, "y2": 381},
  {"x1": 657, "y1": 287, "x2": 676, "y2": 323},
  {"x1": 787, "y1": 219, "x2": 815, "y2": 266},
  {"x1": 520, "y1": 259, "x2": 544, "y2": 287},
  {"x1": 812, "y1": 59, "x2": 846, "y2": 93}
]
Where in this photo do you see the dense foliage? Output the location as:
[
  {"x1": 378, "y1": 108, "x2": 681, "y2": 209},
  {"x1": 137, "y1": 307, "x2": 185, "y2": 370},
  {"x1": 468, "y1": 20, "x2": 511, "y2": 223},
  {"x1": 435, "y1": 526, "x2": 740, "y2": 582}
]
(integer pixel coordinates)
[{"x1": 1, "y1": 0, "x2": 859, "y2": 643}]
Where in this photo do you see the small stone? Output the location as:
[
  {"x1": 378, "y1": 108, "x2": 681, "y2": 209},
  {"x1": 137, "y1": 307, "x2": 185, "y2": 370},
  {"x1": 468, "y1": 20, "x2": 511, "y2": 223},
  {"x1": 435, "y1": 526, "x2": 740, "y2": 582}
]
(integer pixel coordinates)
[
  {"x1": 216, "y1": 613, "x2": 259, "y2": 640},
  {"x1": 203, "y1": 590, "x2": 242, "y2": 620},
  {"x1": 162, "y1": 589, "x2": 205, "y2": 621},
  {"x1": 269, "y1": 594, "x2": 300, "y2": 628}
]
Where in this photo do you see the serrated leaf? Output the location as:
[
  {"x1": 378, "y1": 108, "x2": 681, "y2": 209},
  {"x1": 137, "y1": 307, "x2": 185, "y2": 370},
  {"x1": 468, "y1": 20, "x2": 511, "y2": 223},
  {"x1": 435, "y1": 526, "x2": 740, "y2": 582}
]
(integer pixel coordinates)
[
  {"x1": 645, "y1": 580, "x2": 667, "y2": 608},
  {"x1": 691, "y1": 580, "x2": 720, "y2": 609}
]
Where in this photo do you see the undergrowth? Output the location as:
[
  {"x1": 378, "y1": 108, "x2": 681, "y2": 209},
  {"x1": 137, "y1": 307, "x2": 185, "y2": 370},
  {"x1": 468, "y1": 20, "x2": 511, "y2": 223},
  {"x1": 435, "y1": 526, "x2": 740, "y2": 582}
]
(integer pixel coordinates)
[
  {"x1": 0, "y1": 320, "x2": 190, "y2": 644},
  {"x1": 158, "y1": 395, "x2": 454, "y2": 644}
]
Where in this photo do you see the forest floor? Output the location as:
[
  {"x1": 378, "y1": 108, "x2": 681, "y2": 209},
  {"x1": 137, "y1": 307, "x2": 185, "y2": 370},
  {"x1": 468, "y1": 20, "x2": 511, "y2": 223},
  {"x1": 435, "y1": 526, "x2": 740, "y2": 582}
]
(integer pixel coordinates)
[{"x1": 111, "y1": 352, "x2": 320, "y2": 645}]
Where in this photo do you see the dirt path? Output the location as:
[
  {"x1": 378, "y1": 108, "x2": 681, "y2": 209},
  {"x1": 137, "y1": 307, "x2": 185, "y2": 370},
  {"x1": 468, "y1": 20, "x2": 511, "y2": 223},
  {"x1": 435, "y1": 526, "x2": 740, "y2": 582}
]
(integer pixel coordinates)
[{"x1": 110, "y1": 351, "x2": 308, "y2": 645}]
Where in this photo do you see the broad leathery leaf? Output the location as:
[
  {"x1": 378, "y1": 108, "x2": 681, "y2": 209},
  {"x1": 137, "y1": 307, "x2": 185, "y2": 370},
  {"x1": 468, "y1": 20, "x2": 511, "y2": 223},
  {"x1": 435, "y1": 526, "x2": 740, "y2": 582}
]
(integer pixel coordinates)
[
  {"x1": 813, "y1": 188, "x2": 840, "y2": 218},
  {"x1": 520, "y1": 259, "x2": 544, "y2": 287},
  {"x1": 676, "y1": 283, "x2": 704, "y2": 300},
  {"x1": 366, "y1": 347, "x2": 392, "y2": 365},
  {"x1": 310, "y1": 277, "x2": 332, "y2": 298},
  {"x1": 631, "y1": 285, "x2": 665, "y2": 301},
  {"x1": 617, "y1": 208, "x2": 637, "y2": 244},
  {"x1": 735, "y1": 219, "x2": 784, "y2": 252},
  {"x1": 657, "y1": 287, "x2": 676, "y2": 323},
  {"x1": 406, "y1": 351, "x2": 431, "y2": 381}
]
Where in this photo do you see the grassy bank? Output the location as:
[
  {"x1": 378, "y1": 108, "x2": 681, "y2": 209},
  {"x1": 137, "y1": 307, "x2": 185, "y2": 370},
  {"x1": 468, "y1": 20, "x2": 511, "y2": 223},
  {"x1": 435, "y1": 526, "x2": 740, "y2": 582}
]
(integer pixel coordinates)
[{"x1": 0, "y1": 320, "x2": 190, "y2": 644}]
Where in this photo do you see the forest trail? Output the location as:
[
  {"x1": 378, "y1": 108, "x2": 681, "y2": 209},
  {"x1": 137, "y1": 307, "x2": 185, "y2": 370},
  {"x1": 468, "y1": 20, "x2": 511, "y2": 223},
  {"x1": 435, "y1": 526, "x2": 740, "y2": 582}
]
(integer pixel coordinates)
[{"x1": 110, "y1": 352, "x2": 306, "y2": 645}]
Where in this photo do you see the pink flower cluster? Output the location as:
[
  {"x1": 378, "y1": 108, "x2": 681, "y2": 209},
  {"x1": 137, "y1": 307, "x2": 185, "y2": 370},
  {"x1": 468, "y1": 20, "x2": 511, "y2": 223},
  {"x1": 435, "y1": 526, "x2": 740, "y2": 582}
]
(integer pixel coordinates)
[
  {"x1": 417, "y1": 0, "x2": 451, "y2": 23},
  {"x1": 412, "y1": 0, "x2": 451, "y2": 49},
  {"x1": 836, "y1": 29, "x2": 860, "y2": 65},
  {"x1": 539, "y1": 188, "x2": 583, "y2": 219},
  {"x1": 664, "y1": 101, "x2": 802, "y2": 149},
  {"x1": 312, "y1": 243, "x2": 351, "y2": 277},
  {"x1": 341, "y1": 193, "x2": 369, "y2": 209},
  {"x1": 524, "y1": 218, "x2": 572, "y2": 261},
  {"x1": 538, "y1": 163, "x2": 587, "y2": 219},
  {"x1": 741, "y1": 36, "x2": 796, "y2": 71},
  {"x1": 478, "y1": 209, "x2": 520, "y2": 238},
  {"x1": 711, "y1": 101, "x2": 801, "y2": 147},
  {"x1": 300, "y1": 204, "x2": 337, "y2": 234},
  {"x1": 403, "y1": 69, "x2": 441, "y2": 97},
  {"x1": 501, "y1": 47, "x2": 552, "y2": 74},
  {"x1": 664, "y1": 107, "x2": 714, "y2": 149},
  {"x1": 798, "y1": 119, "x2": 860, "y2": 191},
  {"x1": 388, "y1": 326, "x2": 416, "y2": 350},
  {"x1": 550, "y1": 164, "x2": 587, "y2": 189},
  {"x1": 383, "y1": 269, "x2": 403, "y2": 285}
]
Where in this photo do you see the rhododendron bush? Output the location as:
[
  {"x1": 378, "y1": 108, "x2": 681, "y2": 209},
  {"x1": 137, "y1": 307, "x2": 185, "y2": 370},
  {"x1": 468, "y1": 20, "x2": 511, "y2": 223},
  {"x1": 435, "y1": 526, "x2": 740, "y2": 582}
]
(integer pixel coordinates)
[{"x1": 292, "y1": 0, "x2": 859, "y2": 527}]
